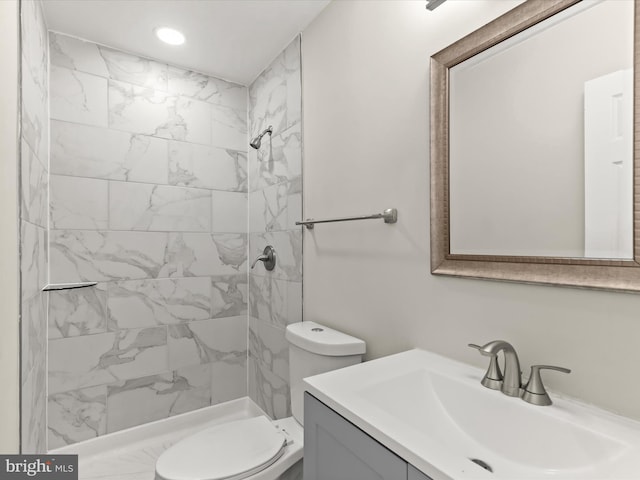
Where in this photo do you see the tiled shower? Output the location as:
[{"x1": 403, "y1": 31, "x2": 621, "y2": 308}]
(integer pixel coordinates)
[{"x1": 19, "y1": 0, "x2": 302, "y2": 453}]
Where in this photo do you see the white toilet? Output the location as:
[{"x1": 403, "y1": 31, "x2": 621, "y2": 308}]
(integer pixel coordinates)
[{"x1": 155, "y1": 321, "x2": 366, "y2": 480}]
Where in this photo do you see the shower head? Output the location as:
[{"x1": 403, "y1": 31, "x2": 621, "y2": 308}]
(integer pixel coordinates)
[{"x1": 250, "y1": 125, "x2": 273, "y2": 149}]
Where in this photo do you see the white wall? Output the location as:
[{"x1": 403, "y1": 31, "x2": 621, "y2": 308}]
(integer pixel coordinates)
[
  {"x1": 0, "y1": 0, "x2": 21, "y2": 454},
  {"x1": 302, "y1": 0, "x2": 640, "y2": 420}
]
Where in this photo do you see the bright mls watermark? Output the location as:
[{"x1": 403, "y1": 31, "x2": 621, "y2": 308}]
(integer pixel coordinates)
[{"x1": 0, "y1": 456, "x2": 77, "y2": 479}]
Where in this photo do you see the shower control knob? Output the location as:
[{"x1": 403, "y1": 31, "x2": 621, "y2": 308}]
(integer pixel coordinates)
[{"x1": 250, "y1": 246, "x2": 276, "y2": 271}]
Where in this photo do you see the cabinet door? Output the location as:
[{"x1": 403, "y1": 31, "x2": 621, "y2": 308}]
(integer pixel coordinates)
[
  {"x1": 408, "y1": 464, "x2": 434, "y2": 480},
  {"x1": 304, "y1": 393, "x2": 408, "y2": 480}
]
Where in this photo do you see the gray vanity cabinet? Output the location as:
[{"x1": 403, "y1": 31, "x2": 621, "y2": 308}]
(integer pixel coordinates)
[
  {"x1": 409, "y1": 464, "x2": 433, "y2": 480},
  {"x1": 304, "y1": 393, "x2": 434, "y2": 480}
]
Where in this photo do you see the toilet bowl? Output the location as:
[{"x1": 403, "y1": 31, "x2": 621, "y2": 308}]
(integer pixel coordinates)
[{"x1": 155, "y1": 321, "x2": 366, "y2": 480}]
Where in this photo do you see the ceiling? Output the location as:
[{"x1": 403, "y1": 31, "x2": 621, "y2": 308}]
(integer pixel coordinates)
[{"x1": 42, "y1": 0, "x2": 331, "y2": 85}]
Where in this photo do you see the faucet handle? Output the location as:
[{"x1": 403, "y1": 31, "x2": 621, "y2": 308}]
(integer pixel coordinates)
[
  {"x1": 468, "y1": 343, "x2": 503, "y2": 391},
  {"x1": 251, "y1": 246, "x2": 276, "y2": 271},
  {"x1": 522, "y1": 365, "x2": 571, "y2": 406}
]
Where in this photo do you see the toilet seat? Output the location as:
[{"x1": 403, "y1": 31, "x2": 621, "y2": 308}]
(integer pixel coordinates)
[{"x1": 155, "y1": 416, "x2": 288, "y2": 480}]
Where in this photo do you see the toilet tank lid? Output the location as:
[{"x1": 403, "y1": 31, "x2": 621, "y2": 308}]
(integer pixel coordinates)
[{"x1": 286, "y1": 321, "x2": 366, "y2": 356}]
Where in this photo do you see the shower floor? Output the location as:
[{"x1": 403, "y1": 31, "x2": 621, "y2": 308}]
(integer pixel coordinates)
[{"x1": 51, "y1": 397, "x2": 266, "y2": 480}]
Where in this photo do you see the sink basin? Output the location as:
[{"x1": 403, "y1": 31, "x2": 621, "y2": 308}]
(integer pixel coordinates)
[{"x1": 303, "y1": 349, "x2": 640, "y2": 479}]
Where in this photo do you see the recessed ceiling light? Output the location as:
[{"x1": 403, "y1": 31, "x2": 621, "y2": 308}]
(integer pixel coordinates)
[{"x1": 155, "y1": 27, "x2": 185, "y2": 46}]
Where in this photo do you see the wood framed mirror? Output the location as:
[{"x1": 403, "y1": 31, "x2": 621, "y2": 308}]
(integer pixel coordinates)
[{"x1": 430, "y1": 0, "x2": 640, "y2": 292}]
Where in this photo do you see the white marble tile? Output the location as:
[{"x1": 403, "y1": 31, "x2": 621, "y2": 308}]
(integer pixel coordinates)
[
  {"x1": 49, "y1": 32, "x2": 109, "y2": 78},
  {"x1": 164, "y1": 233, "x2": 247, "y2": 277},
  {"x1": 51, "y1": 120, "x2": 169, "y2": 184},
  {"x1": 167, "y1": 66, "x2": 246, "y2": 110},
  {"x1": 170, "y1": 364, "x2": 212, "y2": 416},
  {"x1": 50, "y1": 175, "x2": 109, "y2": 230},
  {"x1": 48, "y1": 333, "x2": 116, "y2": 394},
  {"x1": 212, "y1": 191, "x2": 247, "y2": 233},
  {"x1": 211, "y1": 105, "x2": 247, "y2": 152},
  {"x1": 249, "y1": 36, "x2": 301, "y2": 137},
  {"x1": 48, "y1": 283, "x2": 108, "y2": 339},
  {"x1": 51, "y1": 65, "x2": 108, "y2": 127},
  {"x1": 21, "y1": 139, "x2": 48, "y2": 229},
  {"x1": 250, "y1": 182, "x2": 300, "y2": 233},
  {"x1": 248, "y1": 357, "x2": 290, "y2": 420},
  {"x1": 174, "y1": 96, "x2": 211, "y2": 144},
  {"x1": 284, "y1": 38, "x2": 302, "y2": 129},
  {"x1": 249, "y1": 275, "x2": 300, "y2": 328},
  {"x1": 21, "y1": 363, "x2": 47, "y2": 454},
  {"x1": 20, "y1": 0, "x2": 48, "y2": 454},
  {"x1": 50, "y1": 32, "x2": 168, "y2": 91},
  {"x1": 250, "y1": 230, "x2": 302, "y2": 281},
  {"x1": 211, "y1": 274, "x2": 247, "y2": 319},
  {"x1": 168, "y1": 141, "x2": 247, "y2": 192},
  {"x1": 106, "y1": 364, "x2": 211, "y2": 433},
  {"x1": 21, "y1": 0, "x2": 48, "y2": 95},
  {"x1": 109, "y1": 81, "x2": 210, "y2": 144},
  {"x1": 286, "y1": 281, "x2": 303, "y2": 326},
  {"x1": 50, "y1": 230, "x2": 169, "y2": 283},
  {"x1": 109, "y1": 183, "x2": 211, "y2": 232},
  {"x1": 22, "y1": 292, "x2": 47, "y2": 380},
  {"x1": 21, "y1": 221, "x2": 47, "y2": 300},
  {"x1": 249, "y1": 123, "x2": 302, "y2": 191},
  {"x1": 49, "y1": 327, "x2": 169, "y2": 394},
  {"x1": 249, "y1": 317, "x2": 289, "y2": 381},
  {"x1": 48, "y1": 386, "x2": 107, "y2": 449},
  {"x1": 99, "y1": 47, "x2": 167, "y2": 91},
  {"x1": 108, "y1": 80, "x2": 172, "y2": 135},
  {"x1": 21, "y1": 53, "x2": 48, "y2": 163},
  {"x1": 211, "y1": 357, "x2": 247, "y2": 405},
  {"x1": 168, "y1": 316, "x2": 247, "y2": 371},
  {"x1": 107, "y1": 277, "x2": 211, "y2": 329},
  {"x1": 249, "y1": 76, "x2": 286, "y2": 141}
]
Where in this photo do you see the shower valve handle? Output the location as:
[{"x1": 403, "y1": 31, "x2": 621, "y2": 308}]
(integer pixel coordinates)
[{"x1": 251, "y1": 246, "x2": 276, "y2": 271}]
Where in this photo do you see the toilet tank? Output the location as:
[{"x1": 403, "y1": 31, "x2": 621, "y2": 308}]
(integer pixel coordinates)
[{"x1": 286, "y1": 321, "x2": 366, "y2": 425}]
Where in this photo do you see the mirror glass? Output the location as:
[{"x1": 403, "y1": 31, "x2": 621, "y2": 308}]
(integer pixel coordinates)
[{"x1": 449, "y1": 0, "x2": 634, "y2": 259}]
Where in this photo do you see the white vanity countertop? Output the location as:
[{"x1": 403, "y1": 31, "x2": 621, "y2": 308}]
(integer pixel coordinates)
[{"x1": 303, "y1": 349, "x2": 640, "y2": 480}]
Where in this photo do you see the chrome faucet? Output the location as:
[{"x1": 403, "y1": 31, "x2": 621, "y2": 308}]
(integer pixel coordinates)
[{"x1": 469, "y1": 340, "x2": 522, "y2": 397}]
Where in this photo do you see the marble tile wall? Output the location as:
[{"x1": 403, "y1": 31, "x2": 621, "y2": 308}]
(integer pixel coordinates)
[
  {"x1": 248, "y1": 36, "x2": 303, "y2": 419},
  {"x1": 47, "y1": 32, "x2": 250, "y2": 448},
  {"x1": 20, "y1": 0, "x2": 49, "y2": 454}
]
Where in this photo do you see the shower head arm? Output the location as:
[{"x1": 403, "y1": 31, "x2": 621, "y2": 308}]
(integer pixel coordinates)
[{"x1": 249, "y1": 125, "x2": 273, "y2": 150}]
